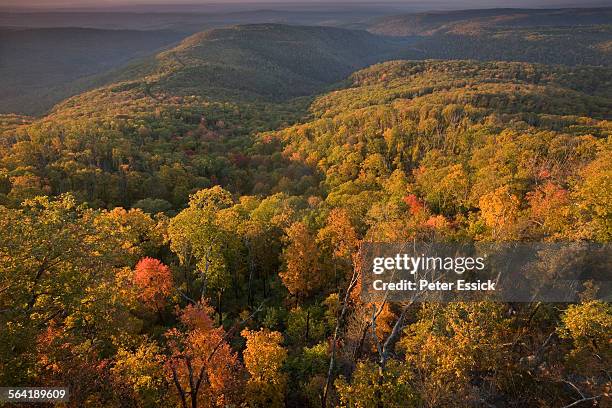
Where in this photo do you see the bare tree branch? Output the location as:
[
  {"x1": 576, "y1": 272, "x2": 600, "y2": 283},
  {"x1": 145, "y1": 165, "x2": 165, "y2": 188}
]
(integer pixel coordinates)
[
  {"x1": 170, "y1": 364, "x2": 188, "y2": 408},
  {"x1": 561, "y1": 380, "x2": 585, "y2": 399},
  {"x1": 322, "y1": 266, "x2": 360, "y2": 407},
  {"x1": 560, "y1": 395, "x2": 602, "y2": 408}
]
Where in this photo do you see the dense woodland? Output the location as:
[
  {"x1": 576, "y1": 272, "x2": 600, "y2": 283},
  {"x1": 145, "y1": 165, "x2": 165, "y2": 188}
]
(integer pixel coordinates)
[
  {"x1": 367, "y1": 9, "x2": 612, "y2": 67},
  {"x1": 0, "y1": 12, "x2": 611, "y2": 408}
]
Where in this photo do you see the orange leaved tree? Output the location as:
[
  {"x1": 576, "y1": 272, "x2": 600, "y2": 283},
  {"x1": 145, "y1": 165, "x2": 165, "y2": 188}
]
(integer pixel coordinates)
[{"x1": 164, "y1": 302, "x2": 244, "y2": 408}]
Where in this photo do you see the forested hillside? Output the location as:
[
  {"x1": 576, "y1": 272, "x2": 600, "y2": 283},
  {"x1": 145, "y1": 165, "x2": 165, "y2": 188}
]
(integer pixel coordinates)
[
  {"x1": 367, "y1": 8, "x2": 612, "y2": 36},
  {"x1": 0, "y1": 16, "x2": 413, "y2": 116},
  {"x1": 3, "y1": 8, "x2": 609, "y2": 115},
  {"x1": 121, "y1": 24, "x2": 405, "y2": 101},
  {"x1": 401, "y1": 25, "x2": 611, "y2": 67},
  {"x1": 0, "y1": 24, "x2": 410, "y2": 210},
  {"x1": 0, "y1": 28, "x2": 185, "y2": 115},
  {"x1": 267, "y1": 60, "x2": 611, "y2": 241},
  {"x1": 1, "y1": 53, "x2": 610, "y2": 407},
  {"x1": 366, "y1": 8, "x2": 612, "y2": 66}
]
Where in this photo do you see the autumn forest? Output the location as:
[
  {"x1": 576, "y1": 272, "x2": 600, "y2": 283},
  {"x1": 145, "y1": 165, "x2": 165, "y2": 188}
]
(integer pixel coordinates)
[{"x1": 0, "y1": 4, "x2": 610, "y2": 408}]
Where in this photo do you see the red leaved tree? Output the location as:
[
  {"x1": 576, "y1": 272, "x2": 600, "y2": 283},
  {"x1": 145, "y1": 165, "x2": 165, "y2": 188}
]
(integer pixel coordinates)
[{"x1": 133, "y1": 257, "x2": 174, "y2": 311}]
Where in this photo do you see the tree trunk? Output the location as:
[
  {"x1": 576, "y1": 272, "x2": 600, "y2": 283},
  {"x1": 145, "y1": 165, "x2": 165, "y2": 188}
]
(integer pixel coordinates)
[
  {"x1": 322, "y1": 268, "x2": 359, "y2": 407},
  {"x1": 171, "y1": 366, "x2": 188, "y2": 408},
  {"x1": 376, "y1": 363, "x2": 385, "y2": 408},
  {"x1": 217, "y1": 290, "x2": 223, "y2": 326},
  {"x1": 305, "y1": 308, "x2": 310, "y2": 342},
  {"x1": 247, "y1": 254, "x2": 255, "y2": 307}
]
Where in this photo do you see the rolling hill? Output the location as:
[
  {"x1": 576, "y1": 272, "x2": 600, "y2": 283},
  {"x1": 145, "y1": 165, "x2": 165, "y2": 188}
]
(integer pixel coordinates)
[
  {"x1": 103, "y1": 23, "x2": 409, "y2": 102},
  {"x1": 3, "y1": 8, "x2": 610, "y2": 116},
  {"x1": 265, "y1": 59, "x2": 611, "y2": 238},
  {"x1": 367, "y1": 7, "x2": 612, "y2": 36},
  {"x1": 0, "y1": 24, "x2": 411, "y2": 208},
  {"x1": 365, "y1": 8, "x2": 612, "y2": 67},
  {"x1": 0, "y1": 27, "x2": 185, "y2": 115},
  {"x1": 1, "y1": 22, "x2": 610, "y2": 211},
  {"x1": 0, "y1": 24, "x2": 411, "y2": 116}
]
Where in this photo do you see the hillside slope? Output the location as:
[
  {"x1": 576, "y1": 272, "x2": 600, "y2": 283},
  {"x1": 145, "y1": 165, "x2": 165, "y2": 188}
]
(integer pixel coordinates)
[
  {"x1": 0, "y1": 28, "x2": 185, "y2": 115},
  {"x1": 0, "y1": 24, "x2": 409, "y2": 116},
  {"x1": 3, "y1": 10, "x2": 610, "y2": 116},
  {"x1": 111, "y1": 24, "x2": 407, "y2": 102},
  {"x1": 367, "y1": 7, "x2": 612, "y2": 36},
  {"x1": 366, "y1": 8, "x2": 612, "y2": 67},
  {"x1": 0, "y1": 24, "x2": 409, "y2": 208},
  {"x1": 266, "y1": 60, "x2": 611, "y2": 234}
]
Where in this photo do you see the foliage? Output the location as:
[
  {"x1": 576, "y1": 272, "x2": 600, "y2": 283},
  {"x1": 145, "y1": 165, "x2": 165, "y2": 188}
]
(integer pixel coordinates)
[
  {"x1": 133, "y1": 258, "x2": 174, "y2": 311},
  {"x1": 241, "y1": 328, "x2": 288, "y2": 407},
  {"x1": 0, "y1": 36, "x2": 610, "y2": 407},
  {"x1": 280, "y1": 222, "x2": 325, "y2": 300},
  {"x1": 111, "y1": 341, "x2": 172, "y2": 407},
  {"x1": 335, "y1": 360, "x2": 418, "y2": 408},
  {"x1": 559, "y1": 301, "x2": 612, "y2": 366},
  {"x1": 164, "y1": 302, "x2": 244, "y2": 408}
]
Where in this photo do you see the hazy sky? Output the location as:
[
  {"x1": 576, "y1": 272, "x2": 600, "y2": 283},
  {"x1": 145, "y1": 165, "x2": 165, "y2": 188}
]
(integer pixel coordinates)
[{"x1": 2, "y1": 0, "x2": 606, "y2": 11}]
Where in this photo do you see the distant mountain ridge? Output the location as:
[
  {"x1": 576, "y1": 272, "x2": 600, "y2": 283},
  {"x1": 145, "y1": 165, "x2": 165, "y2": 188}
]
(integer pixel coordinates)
[
  {"x1": 0, "y1": 24, "x2": 410, "y2": 116},
  {"x1": 364, "y1": 8, "x2": 612, "y2": 68},
  {"x1": 367, "y1": 7, "x2": 612, "y2": 36},
  {"x1": 2, "y1": 9, "x2": 611, "y2": 117},
  {"x1": 122, "y1": 24, "x2": 407, "y2": 102},
  {"x1": 34, "y1": 23, "x2": 412, "y2": 121},
  {"x1": 0, "y1": 9, "x2": 389, "y2": 32}
]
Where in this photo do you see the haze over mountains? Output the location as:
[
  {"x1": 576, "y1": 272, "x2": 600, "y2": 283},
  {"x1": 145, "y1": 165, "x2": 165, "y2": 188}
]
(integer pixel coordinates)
[
  {"x1": 0, "y1": 28, "x2": 184, "y2": 115},
  {"x1": 3, "y1": 0, "x2": 610, "y2": 12},
  {"x1": 0, "y1": 9, "x2": 387, "y2": 31},
  {"x1": 366, "y1": 7, "x2": 612, "y2": 36},
  {"x1": 1, "y1": 6, "x2": 610, "y2": 116},
  {"x1": 0, "y1": 6, "x2": 397, "y2": 115},
  {"x1": 365, "y1": 8, "x2": 612, "y2": 67}
]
